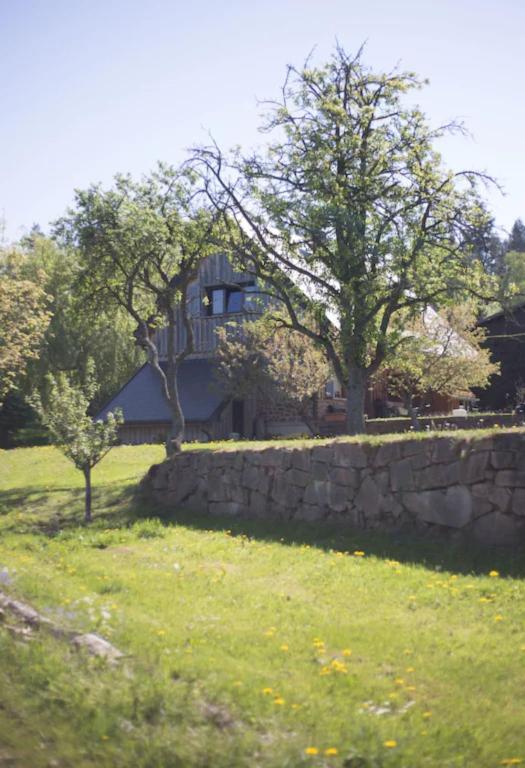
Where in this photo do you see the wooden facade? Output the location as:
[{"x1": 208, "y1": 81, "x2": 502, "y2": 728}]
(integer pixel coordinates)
[
  {"x1": 475, "y1": 303, "x2": 525, "y2": 410},
  {"x1": 155, "y1": 253, "x2": 265, "y2": 359},
  {"x1": 113, "y1": 253, "x2": 481, "y2": 444}
]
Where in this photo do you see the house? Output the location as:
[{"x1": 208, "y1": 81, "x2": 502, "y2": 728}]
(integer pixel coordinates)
[
  {"x1": 98, "y1": 253, "x2": 346, "y2": 443},
  {"x1": 474, "y1": 301, "x2": 525, "y2": 410},
  {"x1": 100, "y1": 254, "x2": 487, "y2": 443}
]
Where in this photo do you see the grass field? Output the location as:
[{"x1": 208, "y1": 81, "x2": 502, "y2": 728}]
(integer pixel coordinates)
[{"x1": 0, "y1": 444, "x2": 524, "y2": 767}]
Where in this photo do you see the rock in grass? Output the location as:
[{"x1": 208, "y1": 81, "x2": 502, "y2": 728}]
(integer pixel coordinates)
[{"x1": 72, "y1": 633, "x2": 124, "y2": 662}]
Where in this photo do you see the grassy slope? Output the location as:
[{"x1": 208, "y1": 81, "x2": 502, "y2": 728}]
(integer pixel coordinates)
[{"x1": 0, "y1": 444, "x2": 524, "y2": 768}]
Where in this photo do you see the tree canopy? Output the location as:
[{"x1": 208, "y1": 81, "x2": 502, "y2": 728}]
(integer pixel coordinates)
[
  {"x1": 215, "y1": 313, "x2": 329, "y2": 432},
  {"x1": 56, "y1": 164, "x2": 220, "y2": 454},
  {"x1": 31, "y1": 364, "x2": 122, "y2": 522},
  {"x1": 195, "y1": 45, "x2": 496, "y2": 434},
  {"x1": 0, "y1": 248, "x2": 51, "y2": 405},
  {"x1": 379, "y1": 305, "x2": 499, "y2": 427},
  {"x1": 14, "y1": 232, "x2": 144, "y2": 412}
]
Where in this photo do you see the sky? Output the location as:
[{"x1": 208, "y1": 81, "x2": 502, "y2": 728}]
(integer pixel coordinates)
[{"x1": 1, "y1": 0, "x2": 524, "y2": 243}]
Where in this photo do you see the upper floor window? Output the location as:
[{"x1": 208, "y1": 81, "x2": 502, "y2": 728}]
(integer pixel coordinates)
[{"x1": 205, "y1": 283, "x2": 257, "y2": 316}]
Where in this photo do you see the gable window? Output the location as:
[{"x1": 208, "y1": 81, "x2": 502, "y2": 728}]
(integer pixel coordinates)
[
  {"x1": 205, "y1": 283, "x2": 256, "y2": 316},
  {"x1": 226, "y1": 286, "x2": 243, "y2": 313}
]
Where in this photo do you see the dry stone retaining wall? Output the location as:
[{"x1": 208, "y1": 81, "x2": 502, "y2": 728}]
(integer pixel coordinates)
[{"x1": 144, "y1": 432, "x2": 525, "y2": 545}]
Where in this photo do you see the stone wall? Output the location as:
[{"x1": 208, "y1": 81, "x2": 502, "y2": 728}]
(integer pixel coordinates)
[{"x1": 144, "y1": 431, "x2": 525, "y2": 545}]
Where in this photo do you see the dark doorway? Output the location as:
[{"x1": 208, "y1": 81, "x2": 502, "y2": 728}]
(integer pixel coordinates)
[{"x1": 232, "y1": 399, "x2": 244, "y2": 437}]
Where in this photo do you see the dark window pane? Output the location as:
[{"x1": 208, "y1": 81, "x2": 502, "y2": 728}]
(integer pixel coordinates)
[{"x1": 226, "y1": 288, "x2": 243, "y2": 313}]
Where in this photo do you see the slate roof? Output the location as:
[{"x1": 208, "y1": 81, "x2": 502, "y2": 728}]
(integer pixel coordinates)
[{"x1": 97, "y1": 359, "x2": 225, "y2": 423}]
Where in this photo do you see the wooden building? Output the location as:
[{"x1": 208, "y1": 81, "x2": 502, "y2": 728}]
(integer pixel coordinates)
[
  {"x1": 98, "y1": 253, "x2": 345, "y2": 443},
  {"x1": 474, "y1": 302, "x2": 525, "y2": 411},
  {"x1": 99, "y1": 253, "x2": 481, "y2": 443}
]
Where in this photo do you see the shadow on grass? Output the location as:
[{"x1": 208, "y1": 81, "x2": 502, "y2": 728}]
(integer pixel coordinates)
[
  {"x1": 2, "y1": 481, "x2": 524, "y2": 579},
  {"x1": 0, "y1": 483, "x2": 150, "y2": 535},
  {"x1": 158, "y1": 505, "x2": 525, "y2": 579}
]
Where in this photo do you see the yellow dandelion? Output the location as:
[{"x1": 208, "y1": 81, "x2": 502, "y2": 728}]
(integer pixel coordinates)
[
  {"x1": 320, "y1": 666, "x2": 331, "y2": 676},
  {"x1": 384, "y1": 740, "x2": 397, "y2": 748},
  {"x1": 500, "y1": 760, "x2": 523, "y2": 766},
  {"x1": 280, "y1": 644, "x2": 289, "y2": 652},
  {"x1": 156, "y1": 629, "x2": 166, "y2": 636},
  {"x1": 494, "y1": 614, "x2": 504, "y2": 622},
  {"x1": 274, "y1": 697, "x2": 285, "y2": 705},
  {"x1": 342, "y1": 648, "x2": 352, "y2": 657},
  {"x1": 394, "y1": 678, "x2": 405, "y2": 685},
  {"x1": 405, "y1": 666, "x2": 415, "y2": 673},
  {"x1": 353, "y1": 550, "x2": 365, "y2": 557},
  {"x1": 406, "y1": 685, "x2": 417, "y2": 692},
  {"x1": 304, "y1": 747, "x2": 319, "y2": 756},
  {"x1": 489, "y1": 570, "x2": 500, "y2": 578},
  {"x1": 262, "y1": 687, "x2": 273, "y2": 695},
  {"x1": 325, "y1": 747, "x2": 338, "y2": 756},
  {"x1": 423, "y1": 711, "x2": 432, "y2": 719}
]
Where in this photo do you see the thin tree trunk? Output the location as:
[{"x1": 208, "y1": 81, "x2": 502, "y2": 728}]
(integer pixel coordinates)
[
  {"x1": 345, "y1": 364, "x2": 367, "y2": 435},
  {"x1": 83, "y1": 466, "x2": 92, "y2": 523},
  {"x1": 165, "y1": 360, "x2": 185, "y2": 456},
  {"x1": 165, "y1": 302, "x2": 188, "y2": 457},
  {"x1": 405, "y1": 393, "x2": 421, "y2": 431}
]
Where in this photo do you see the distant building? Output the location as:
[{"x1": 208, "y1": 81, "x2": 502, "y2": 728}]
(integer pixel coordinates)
[
  {"x1": 474, "y1": 302, "x2": 525, "y2": 411},
  {"x1": 99, "y1": 253, "x2": 345, "y2": 442},
  {"x1": 99, "y1": 253, "x2": 491, "y2": 443}
]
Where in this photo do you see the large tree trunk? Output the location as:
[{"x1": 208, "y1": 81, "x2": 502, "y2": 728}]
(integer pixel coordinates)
[
  {"x1": 345, "y1": 364, "x2": 367, "y2": 435},
  {"x1": 83, "y1": 466, "x2": 92, "y2": 523}
]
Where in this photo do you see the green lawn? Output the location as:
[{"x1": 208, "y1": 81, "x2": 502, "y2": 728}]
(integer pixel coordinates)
[{"x1": 0, "y1": 445, "x2": 524, "y2": 767}]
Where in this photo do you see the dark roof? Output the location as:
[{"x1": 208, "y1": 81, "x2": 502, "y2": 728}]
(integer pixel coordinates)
[
  {"x1": 98, "y1": 359, "x2": 225, "y2": 423},
  {"x1": 479, "y1": 299, "x2": 525, "y2": 325}
]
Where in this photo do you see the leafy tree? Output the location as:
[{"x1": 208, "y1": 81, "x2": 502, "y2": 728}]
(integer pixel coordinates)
[
  {"x1": 215, "y1": 314, "x2": 329, "y2": 432},
  {"x1": 507, "y1": 218, "x2": 525, "y2": 253},
  {"x1": 0, "y1": 249, "x2": 51, "y2": 404},
  {"x1": 31, "y1": 365, "x2": 122, "y2": 522},
  {"x1": 195, "y1": 45, "x2": 495, "y2": 434},
  {"x1": 503, "y1": 251, "x2": 525, "y2": 302},
  {"x1": 461, "y1": 207, "x2": 506, "y2": 276},
  {"x1": 15, "y1": 233, "x2": 144, "y2": 413},
  {"x1": 379, "y1": 305, "x2": 499, "y2": 428},
  {"x1": 56, "y1": 164, "x2": 220, "y2": 455}
]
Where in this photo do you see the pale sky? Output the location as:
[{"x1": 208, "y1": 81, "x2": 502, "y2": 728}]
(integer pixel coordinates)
[{"x1": 1, "y1": 0, "x2": 524, "y2": 243}]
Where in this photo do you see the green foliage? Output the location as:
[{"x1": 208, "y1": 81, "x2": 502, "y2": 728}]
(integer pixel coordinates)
[
  {"x1": 16, "y1": 233, "x2": 144, "y2": 413},
  {"x1": 31, "y1": 364, "x2": 122, "y2": 475},
  {"x1": 507, "y1": 218, "x2": 525, "y2": 253},
  {"x1": 30, "y1": 364, "x2": 123, "y2": 521},
  {"x1": 503, "y1": 250, "x2": 525, "y2": 304},
  {"x1": 0, "y1": 248, "x2": 51, "y2": 404},
  {"x1": 197, "y1": 45, "x2": 497, "y2": 433},
  {"x1": 215, "y1": 313, "x2": 329, "y2": 414},
  {"x1": 381, "y1": 305, "x2": 500, "y2": 410},
  {"x1": 55, "y1": 163, "x2": 221, "y2": 454}
]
